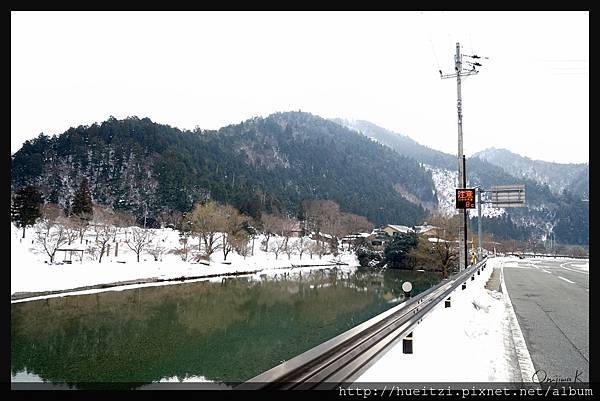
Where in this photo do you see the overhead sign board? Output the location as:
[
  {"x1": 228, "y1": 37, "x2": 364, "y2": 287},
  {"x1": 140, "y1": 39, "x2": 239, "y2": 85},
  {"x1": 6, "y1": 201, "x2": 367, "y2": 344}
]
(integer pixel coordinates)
[
  {"x1": 456, "y1": 188, "x2": 476, "y2": 209},
  {"x1": 490, "y1": 185, "x2": 525, "y2": 208}
]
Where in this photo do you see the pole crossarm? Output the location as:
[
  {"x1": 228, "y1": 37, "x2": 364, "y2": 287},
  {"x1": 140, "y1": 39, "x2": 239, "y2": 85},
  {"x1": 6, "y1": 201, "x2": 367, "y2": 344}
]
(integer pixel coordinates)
[{"x1": 440, "y1": 70, "x2": 479, "y2": 79}]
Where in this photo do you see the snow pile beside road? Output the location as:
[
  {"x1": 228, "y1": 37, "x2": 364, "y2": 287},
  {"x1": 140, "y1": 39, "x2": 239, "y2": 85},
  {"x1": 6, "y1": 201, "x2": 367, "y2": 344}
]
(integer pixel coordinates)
[{"x1": 355, "y1": 257, "x2": 518, "y2": 382}]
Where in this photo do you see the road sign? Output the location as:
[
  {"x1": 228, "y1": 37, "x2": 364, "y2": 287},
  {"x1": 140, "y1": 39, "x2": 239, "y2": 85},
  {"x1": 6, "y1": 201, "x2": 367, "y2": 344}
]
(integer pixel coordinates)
[
  {"x1": 490, "y1": 185, "x2": 525, "y2": 207},
  {"x1": 456, "y1": 188, "x2": 476, "y2": 209}
]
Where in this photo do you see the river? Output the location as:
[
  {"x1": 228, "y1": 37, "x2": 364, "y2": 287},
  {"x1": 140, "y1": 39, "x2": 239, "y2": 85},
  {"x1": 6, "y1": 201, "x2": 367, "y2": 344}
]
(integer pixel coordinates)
[{"x1": 11, "y1": 266, "x2": 441, "y2": 389}]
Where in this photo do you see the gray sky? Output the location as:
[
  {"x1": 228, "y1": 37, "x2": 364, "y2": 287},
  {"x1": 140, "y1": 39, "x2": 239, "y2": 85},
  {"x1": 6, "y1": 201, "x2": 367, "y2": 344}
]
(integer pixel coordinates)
[{"x1": 11, "y1": 11, "x2": 588, "y2": 164}]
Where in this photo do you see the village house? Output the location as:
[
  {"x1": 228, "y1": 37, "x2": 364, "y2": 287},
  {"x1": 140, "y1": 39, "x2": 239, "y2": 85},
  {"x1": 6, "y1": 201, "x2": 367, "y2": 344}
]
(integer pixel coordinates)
[
  {"x1": 368, "y1": 228, "x2": 392, "y2": 251},
  {"x1": 414, "y1": 222, "x2": 441, "y2": 237},
  {"x1": 340, "y1": 232, "x2": 371, "y2": 250},
  {"x1": 381, "y1": 224, "x2": 414, "y2": 237}
]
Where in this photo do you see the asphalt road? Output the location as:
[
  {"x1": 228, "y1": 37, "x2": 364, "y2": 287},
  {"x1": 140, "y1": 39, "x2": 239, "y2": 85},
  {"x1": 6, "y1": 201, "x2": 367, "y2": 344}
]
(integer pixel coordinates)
[{"x1": 502, "y1": 257, "x2": 589, "y2": 383}]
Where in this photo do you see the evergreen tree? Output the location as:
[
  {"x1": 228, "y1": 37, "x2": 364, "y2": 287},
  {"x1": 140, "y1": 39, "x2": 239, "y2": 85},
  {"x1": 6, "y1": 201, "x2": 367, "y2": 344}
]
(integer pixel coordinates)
[
  {"x1": 11, "y1": 186, "x2": 44, "y2": 238},
  {"x1": 72, "y1": 178, "x2": 93, "y2": 219},
  {"x1": 384, "y1": 232, "x2": 418, "y2": 269}
]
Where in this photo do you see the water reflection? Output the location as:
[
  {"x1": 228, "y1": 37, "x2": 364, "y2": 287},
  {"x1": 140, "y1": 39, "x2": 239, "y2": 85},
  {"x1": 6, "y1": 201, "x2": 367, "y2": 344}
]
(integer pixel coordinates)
[{"x1": 11, "y1": 267, "x2": 440, "y2": 388}]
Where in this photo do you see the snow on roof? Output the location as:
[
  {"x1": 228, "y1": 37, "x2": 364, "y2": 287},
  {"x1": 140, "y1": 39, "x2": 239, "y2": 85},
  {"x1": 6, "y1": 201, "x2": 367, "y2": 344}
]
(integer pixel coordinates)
[
  {"x1": 310, "y1": 231, "x2": 333, "y2": 239},
  {"x1": 341, "y1": 232, "x2": 372, "y2": 240},
  {"x1": 384, "y1": 225, "x2": 413, "y2": 233},
  {"x1": 427, "y1": 237, "x2": 447, "y2": 243},
  {"x1": 415, "y1": 224, "x2": 439, "y2": 231}
]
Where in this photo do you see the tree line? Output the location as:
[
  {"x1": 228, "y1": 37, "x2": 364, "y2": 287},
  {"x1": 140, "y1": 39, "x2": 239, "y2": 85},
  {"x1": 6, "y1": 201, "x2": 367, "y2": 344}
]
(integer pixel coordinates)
[{"x1": 11, "y1": 182, "x2": 375, "y2": 264}]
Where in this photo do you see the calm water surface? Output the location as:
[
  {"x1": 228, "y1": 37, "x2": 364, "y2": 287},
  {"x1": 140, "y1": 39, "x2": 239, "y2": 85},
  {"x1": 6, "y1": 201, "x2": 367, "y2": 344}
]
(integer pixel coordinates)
[{"x1": 11, "y1": 266, "x2": 441, "y2": 388}]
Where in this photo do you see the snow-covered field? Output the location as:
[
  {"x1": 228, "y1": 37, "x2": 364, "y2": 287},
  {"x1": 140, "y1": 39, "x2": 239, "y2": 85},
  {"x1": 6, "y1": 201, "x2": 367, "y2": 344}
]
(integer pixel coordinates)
[
  {"x1": 11, "y1": 223, "x2": 358, "y2": 299},
  {"x1": 355, "y1": 257, "x2": 524, "y2": 383}
]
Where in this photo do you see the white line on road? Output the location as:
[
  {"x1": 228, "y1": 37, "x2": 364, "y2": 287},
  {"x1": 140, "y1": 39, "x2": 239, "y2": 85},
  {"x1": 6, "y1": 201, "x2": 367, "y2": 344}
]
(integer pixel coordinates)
[
  {"x1": 560, "y1": 266, "x2": 589, "y2": 275},
  {"x1": 542, "y1": 270, "x2": 551, "y2": 274},
  {"x1": 500, "y1": 262, "x2": 539, "y2": 385},
  {"x1": 558, "y1": 276, "x2": 575, "y2": 284}
]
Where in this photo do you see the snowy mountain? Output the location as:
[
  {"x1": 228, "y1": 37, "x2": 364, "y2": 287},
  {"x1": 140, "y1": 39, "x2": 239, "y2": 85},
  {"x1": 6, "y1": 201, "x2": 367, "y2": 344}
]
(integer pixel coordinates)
[
  {"x1": 473, "y1": 148, "x2": 589, "y2": 200},
  {"x1": 333, "y1": 119, "x2": 588, "y2": 246}
]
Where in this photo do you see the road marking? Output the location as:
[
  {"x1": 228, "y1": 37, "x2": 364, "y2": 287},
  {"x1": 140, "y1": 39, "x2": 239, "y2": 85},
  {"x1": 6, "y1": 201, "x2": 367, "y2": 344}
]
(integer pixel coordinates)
[
  {"x1": 560, "y1": 266, "x2": 589, "y2": 275},
  {"x1": 500, "y1": 262, "x2": 539, "y2": 385},
  {"x1": 542, "y1": 269, "x2": 551, "y2": 274},
  {"x1": 558, "y1": 276, "x2": 575, "y2": 284}
]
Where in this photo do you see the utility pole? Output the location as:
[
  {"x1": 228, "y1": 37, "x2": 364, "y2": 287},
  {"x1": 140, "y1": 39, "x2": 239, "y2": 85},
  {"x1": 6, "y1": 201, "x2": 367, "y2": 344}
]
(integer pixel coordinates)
[
  {"x1": 441, "y1": 42, "x2": 480, "y2": 270},
  {"x1": 477, "y1": 187, "x2": 483, "y2": 260},
  {"x1": 463, "y1": 155, "x2": 468, "y2": 269}
]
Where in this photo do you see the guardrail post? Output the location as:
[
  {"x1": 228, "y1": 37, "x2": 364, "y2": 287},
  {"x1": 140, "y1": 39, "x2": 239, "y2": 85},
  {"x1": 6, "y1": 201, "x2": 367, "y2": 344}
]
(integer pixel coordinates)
[
  {"x1": 462, "y1": 282, "x2": 467, "y2": 290},
  {"x1": 403, "y1": 332, "x2": 413, "y2": 354},
  {"x1": 445, "y1": 297, "x2": 451, "y2": 308},
  {"x1": 471, "y1": 274, "x2": 475, "y2": 281},
  {"x1": 477, "y1": 269, "x2": 480, "y2": 275}
]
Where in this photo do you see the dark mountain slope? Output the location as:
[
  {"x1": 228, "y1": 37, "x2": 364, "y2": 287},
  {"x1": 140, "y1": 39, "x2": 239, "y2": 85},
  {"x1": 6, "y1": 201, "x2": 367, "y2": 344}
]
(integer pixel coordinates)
[{"x1": 11, "y1": 112, "x2": 438, "y2": 227}]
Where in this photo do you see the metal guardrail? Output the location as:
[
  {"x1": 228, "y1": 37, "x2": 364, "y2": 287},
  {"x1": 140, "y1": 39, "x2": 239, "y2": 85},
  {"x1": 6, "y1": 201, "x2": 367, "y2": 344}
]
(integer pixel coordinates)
[{"x1": 237, "y1": 258, "x2": 488, "y2": 390}]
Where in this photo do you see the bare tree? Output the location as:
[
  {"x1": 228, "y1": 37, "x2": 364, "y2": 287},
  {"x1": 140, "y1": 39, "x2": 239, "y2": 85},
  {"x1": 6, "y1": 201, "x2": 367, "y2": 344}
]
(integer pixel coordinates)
[
  {"x1": 283, "y1": 238, "x2": 295, "y2": 260},
  {"x1": 63, "y1": 219, "x2": 80, "y2": 246},
  {"x1": 113, "y1": 209, "x2": 136, "y2": 230},
  {"x1": 302, "y1": 200, "x2": 338, "y2": 238},
  {"x1": 569, "y1": 246, "x2": 587, "y2": 258},
  {"x1": 41, "y1": 203, "x2": 64, "y2": 223},
  {"x1": 157, "y1": 210, "x2": 185, "y2": 229},
  {"x1": 292, "y1": 236, "x2": 311, "y2": 260},
  {"x1": 148, "y1": 234, "x2": 168, "y2": 262},
  {"x1": 172, "y1": 234, "x2": 191, "y2": 262},
  {"x1": 408, "y1": 215, "x2": 459, "y2": 278},
  {"x1": 125, "y1": 227, "x2": 154, "y2": 262},
  {"x1": 35, "y1": 219, "x2": 67, "y2": 264},
  {"x1": 231, "y1": 231, "x2": 251, "y2": 259},
  {"x1": 533, "y1": 241, "x2": 546, "y2": 256},
  {"x1": 68, "y1": 212, "x2": 91, "y2": 244},
  {"x1": 308, "y1": 241, "x2": 321, "y2": 260},
  {"x1": 95, "y1": 224, "x2": 117, "y2": 263},
  {"x1": 301, "y1": 199, "x2": 370, "y2": 254},
  {"x1": 221, "y1": 205, "x2": 249, "y2": 260},
  {"x1": 261, "y1": 213, "x2": 285, "y2": 252},
  {"x1": 189, "y1": 201, "x2": 226, "y2": 260},
  {"x1": 269, "y1": 237, "x2": 286, "y2": 260},
  {"x1": 341, "y1": 213, "x2": 374, "y2": 236}
]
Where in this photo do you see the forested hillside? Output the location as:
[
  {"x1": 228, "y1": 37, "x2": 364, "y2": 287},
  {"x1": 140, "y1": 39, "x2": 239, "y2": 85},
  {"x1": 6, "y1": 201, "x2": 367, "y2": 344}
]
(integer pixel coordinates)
[{"x1": 11, "y1": 112, "x2": 437, "y2": 227}]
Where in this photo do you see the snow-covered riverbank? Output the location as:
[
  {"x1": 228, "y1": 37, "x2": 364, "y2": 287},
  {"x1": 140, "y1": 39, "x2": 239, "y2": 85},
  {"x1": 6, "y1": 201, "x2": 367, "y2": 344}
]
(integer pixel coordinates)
[{"x1": 11, "y1": 223, "x2": 358, "y2": 300}]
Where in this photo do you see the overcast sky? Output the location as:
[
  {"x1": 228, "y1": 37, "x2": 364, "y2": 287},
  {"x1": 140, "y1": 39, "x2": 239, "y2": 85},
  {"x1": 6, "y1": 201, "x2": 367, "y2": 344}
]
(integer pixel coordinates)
[{"x1": 11, "y1": 11, "x2": 588, "y2": 164}]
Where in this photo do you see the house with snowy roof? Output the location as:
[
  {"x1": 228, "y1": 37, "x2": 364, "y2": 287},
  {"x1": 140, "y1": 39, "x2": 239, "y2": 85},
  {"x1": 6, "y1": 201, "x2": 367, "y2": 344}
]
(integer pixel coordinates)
[
  {"x1": 414, "y1": 222, "x2": 441, "y2": 237},
  {"x1": 340, "y1": 232, "x2": 371, "y2": 249},
  {"x1": 381, "y1": 224, "x2": 414, "y2": 237}
]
